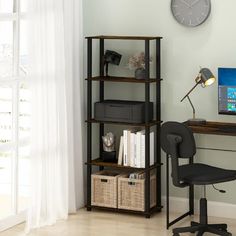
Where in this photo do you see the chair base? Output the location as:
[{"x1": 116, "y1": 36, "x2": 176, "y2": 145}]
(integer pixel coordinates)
[
  {"x1": 173, "y1": 221, "x2": 232, "y2": 236},
  {"x1": 172, "y1": 198, "x2": 232, "y2": 236}
]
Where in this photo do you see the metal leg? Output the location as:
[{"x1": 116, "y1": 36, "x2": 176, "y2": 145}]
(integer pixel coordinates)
[
  {"x1": 166, "y1": 155, "x2": 170, "y2": 229},
  {"x1": 87, "y1": 38, "x2": 93, "y2": 211},
  {"x1": 166, "y1": 154, "x2": 192, "y2": 229},
  {"x1": 156, "y1": 39, "x2": 161, "y2": 212},
  {"x1": 99, "y1": 38, "x2": 104, "y2": 171},
  {"x1": 144, "y1": 40, "x2": 150, "y2": 216}
]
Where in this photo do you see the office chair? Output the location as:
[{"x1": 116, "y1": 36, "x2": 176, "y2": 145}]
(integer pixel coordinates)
[{"x1": 161, "y1": 121, "x2": 236, "y2": 236}]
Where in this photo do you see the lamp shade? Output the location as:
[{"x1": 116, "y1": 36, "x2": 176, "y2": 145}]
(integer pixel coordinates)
[
  {"x1": 104, "y1": 50, "x2": 122, "y2": 76},
  {"x1": 181, "y1": 67, "x2": 216, "y2": 125},
  {"x1": 104, "y1": 50, "x2": 122, "y2": 65},
  {"x1": 199, "y1": 68, "x2": 216, "y2": 87}
]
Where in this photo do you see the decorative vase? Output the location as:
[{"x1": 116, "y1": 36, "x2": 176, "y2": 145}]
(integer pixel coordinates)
[{"x1": 135, "y1": 68, "x2": 146, "y2": 80}]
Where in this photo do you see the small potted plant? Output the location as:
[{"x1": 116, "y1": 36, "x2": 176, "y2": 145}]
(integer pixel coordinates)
[{"x1": 128, "y1": 52, "x2": 152, "y2": 79}]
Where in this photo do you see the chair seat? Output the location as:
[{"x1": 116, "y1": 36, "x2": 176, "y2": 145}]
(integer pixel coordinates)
[{"x1": 178, "y1": 163, "x2": 236, "y2": 185}]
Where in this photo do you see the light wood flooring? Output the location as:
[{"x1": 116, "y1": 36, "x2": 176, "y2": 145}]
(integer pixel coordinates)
[{"x1": 1, "y1": 208, "x2": 236, "y2": 236}]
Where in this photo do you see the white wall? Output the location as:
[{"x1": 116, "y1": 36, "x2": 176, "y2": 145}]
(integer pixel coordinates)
[{"x1": 83, "y1": 0, "x2": 236, "y2": 204}]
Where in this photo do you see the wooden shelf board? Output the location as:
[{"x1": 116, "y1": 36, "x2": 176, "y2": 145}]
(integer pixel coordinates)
[
  {"x1": 86, "y1": 158, "x2": 161, "y2": 170},
  {"x1": 86, "y1": 119, "x2": 162, "y2": 127},
  {"x1": 85, "y1": 35, "x2": 162, "y2": 40},
  {"x1": 86, "y1": 76, "x2": 162, "y2": 83}
]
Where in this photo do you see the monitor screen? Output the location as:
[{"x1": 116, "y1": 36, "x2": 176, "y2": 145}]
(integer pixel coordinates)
[{"x1": 218, "y1": 68, "x2": 236, "y2": 115}]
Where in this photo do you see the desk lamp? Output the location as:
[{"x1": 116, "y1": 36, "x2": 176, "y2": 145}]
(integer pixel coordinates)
[
  {"x1": 181, "y1": 68, "x2": 215, "y2": 125},
  {"x1": 104, "y1": 50, "x2": 122, "y2": 76}
]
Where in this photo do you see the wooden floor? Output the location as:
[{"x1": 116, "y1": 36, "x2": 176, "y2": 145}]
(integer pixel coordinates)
[{"x1": 1, "y1": 208, "x2": 236, "y2": 236}]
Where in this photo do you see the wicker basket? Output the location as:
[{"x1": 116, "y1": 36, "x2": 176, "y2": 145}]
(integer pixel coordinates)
[
  {"x1": 118, "y1": 173, "x2": 156, "y2": 212},
  {"x1": 91, "y1": 170, "x2": 121, "y2": 208}
]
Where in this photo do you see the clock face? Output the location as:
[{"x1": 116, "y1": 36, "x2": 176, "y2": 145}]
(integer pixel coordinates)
[{"x1": 171, "y1": 0, "x2": 211, "y2": 27}]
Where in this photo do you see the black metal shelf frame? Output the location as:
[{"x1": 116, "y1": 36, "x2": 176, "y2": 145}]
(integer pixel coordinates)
[{"x1": 86, "y1": 36, "x2": 162, "y2": 218}]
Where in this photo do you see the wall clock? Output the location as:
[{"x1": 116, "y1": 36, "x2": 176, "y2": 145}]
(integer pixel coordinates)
[{"x1": 171, "y1": 0, "x2": 211, "y2": 27}]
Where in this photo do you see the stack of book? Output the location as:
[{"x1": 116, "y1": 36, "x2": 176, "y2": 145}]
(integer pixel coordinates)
[{"x1": 118, "y1": 129, "x2": 154, "y2": 168}]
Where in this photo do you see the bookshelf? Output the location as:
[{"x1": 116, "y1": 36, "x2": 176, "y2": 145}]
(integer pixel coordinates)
[{"x1": 86, "y1": 35, "x2": 162, "y2": 218}]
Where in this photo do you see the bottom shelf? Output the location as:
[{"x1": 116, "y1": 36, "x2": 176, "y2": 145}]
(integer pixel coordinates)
[{"x1": 87, "y1": 205, "x2": 163, "y2": 217}]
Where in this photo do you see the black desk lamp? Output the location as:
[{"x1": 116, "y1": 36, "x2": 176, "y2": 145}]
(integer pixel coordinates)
[
  {"x1": 181, "y1": 68, "x2": 216, "y2": 125},
  {"x1": 104, "y1": 50, "x2": 122, "y2": 76}
]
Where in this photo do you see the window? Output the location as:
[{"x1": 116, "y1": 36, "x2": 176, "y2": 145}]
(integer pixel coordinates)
[{"x1": 0, "y1": 0, "x2": 29, "y2": 227}]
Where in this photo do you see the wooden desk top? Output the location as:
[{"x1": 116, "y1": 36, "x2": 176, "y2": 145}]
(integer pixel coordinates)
[{"x1": 185, "y1": 121, "x2": 236, "y2": 136}]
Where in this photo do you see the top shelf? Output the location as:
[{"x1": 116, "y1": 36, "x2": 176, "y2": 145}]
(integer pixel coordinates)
[{"x1": 85, "y1": 35, "x2": 163, "y2": 40}]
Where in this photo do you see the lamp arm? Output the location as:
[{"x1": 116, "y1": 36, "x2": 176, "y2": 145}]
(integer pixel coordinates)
[
  {"x1": 180, "y1": 81, "x2": 200, "y2": 102},
  {"x1": 187, "y1": 95, "x2": 196, "y2": 119}
]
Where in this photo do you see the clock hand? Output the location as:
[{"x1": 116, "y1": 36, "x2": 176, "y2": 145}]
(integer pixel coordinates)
[
  {"x1": 190, "y1": 0, "x2": 200, "y2": 7},
  {"x1": 180, "y1": 0, "x2": 191, "y2": 7}
]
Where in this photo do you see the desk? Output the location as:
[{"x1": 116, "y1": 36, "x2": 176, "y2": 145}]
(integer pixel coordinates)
[
  {"x1": 185, "y1": 121, "x2": 236, "y2": 152},
  {"x1": 185, "y1": 121, "x2": 236, "y2": 136},
  {"x1": 166, "y1": 121, "x2": 236, "y2": 229}
]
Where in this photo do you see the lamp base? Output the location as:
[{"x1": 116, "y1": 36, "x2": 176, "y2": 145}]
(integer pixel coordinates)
[{"x1": 187, "y1": 118, "x2": 206, "y2": 126}]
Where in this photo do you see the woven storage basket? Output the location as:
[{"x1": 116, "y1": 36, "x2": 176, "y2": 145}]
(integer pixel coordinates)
[
  {"x1": 92, "y1": 170, "x2": 121, "y2": 208},
  {"x1": 118, "y1": 173, "x2": 156, "y2": 212}
]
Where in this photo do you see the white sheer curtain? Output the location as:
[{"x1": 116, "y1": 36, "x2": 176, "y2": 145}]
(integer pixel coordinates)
[{"x1": 26, "y1": 0, "x2": 84, "y2": 232}]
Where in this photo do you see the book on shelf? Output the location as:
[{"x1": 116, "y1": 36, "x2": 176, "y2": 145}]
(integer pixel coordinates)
[
  {"x1": 130, "y1": 132, "x2": 136, "y2": 167},
  {"x1": 135, "y1": 130, "x2": 143, "y2": 168},
  {"x1": 141, "y1": 132, "x2": 145, "y2": 168},
  {"x1": 123, "y1": 130, "x2": 128, "y2": 166},
  {"x1": 121, "y1": 129, "x2": 155, "y2": 168},
  {"x1": 123, "y1": 128, "x2": 139, "y2": 167},
  {"x1": 150, "y1": 131, "x2": 155, "y2": 167},
  {"x1": 140, "y1": 131, "x2": 154, "y2": 168},
  {"x1": 118, "y1": 136, "x2": 123, "y2": 165}
]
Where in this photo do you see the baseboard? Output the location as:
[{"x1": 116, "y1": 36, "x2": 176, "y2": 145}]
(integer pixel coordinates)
[{"x1": 162, "y1": 196, "x2": 236, "y2": 220}]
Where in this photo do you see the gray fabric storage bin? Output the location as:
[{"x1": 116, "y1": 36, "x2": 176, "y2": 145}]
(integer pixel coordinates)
[{"x1": 94, "y1": 100, "x2": 153, "y2": 123}]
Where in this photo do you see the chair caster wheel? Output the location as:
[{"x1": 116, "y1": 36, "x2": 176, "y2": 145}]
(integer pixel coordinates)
[{"x1": 173, "y1": 234, "x2": 180, "y2": 236}]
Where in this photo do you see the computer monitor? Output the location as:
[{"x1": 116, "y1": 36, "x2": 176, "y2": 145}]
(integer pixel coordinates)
[{"x1": 218, "y1": 68, "x2": 236, "y2": 115}]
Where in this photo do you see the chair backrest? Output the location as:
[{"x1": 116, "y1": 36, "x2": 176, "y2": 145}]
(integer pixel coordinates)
[{"x1": 161, "y1": 121, "x2": 196, "y2": 187}]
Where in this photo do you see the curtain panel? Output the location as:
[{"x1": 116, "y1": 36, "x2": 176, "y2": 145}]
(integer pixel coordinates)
[{"x1": 26, "y1": 0, "x2": 84, "y2": 231}]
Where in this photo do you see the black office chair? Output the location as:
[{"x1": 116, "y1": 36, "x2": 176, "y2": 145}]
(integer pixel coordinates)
[{"x1": 161, "y1": 121, "x2": 236, "y2": 236}]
